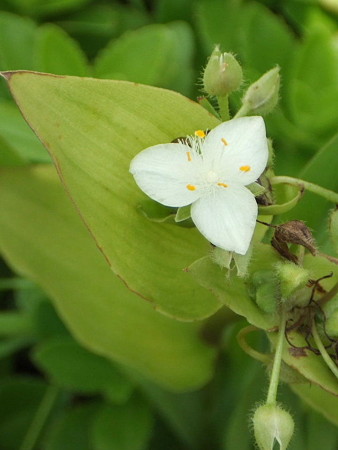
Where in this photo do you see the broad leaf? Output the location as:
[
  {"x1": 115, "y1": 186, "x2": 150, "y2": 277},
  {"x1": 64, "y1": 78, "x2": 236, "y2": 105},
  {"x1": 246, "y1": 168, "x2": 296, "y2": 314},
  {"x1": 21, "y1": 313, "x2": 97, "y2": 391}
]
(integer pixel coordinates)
[
  {"x1": 3, "y1": 71, "x2": 221, "y2": 320},
  {"x1": 94, "y1": 22, "x2": 193, "y2": 94},
  {"x1": 91, "y1": 396, "x2": 153, "y2": 450},
  {"x1": 34, "y1": 24, "x2": 90, "y2": 76},
  {"x1": 34, "y1": 336, "x2": 134, "y2": 403},
  {"x1": 0, "y1": 166, "x2": 215, "y2": 391}
]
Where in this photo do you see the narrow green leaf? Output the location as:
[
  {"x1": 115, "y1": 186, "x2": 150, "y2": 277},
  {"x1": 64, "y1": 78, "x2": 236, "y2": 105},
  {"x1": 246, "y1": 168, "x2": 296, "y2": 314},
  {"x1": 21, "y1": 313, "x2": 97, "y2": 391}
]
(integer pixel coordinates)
[
  {"x1": 0, "y1": 377, "x2": 47, "y2": 450},
  {"x1": 0, "y1": 166, "x2": 215, "y2": 391},
  {"x1": 4, "y1": 71, "x2": 221, "y2": 320}
]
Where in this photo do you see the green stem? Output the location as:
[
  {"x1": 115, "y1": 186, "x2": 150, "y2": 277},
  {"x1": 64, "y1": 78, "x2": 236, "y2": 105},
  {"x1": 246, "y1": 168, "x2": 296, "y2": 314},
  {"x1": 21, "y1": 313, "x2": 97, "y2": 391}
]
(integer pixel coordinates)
[
  {"x1": 312, "y1": 320, "x2": 338, "y2": 379},
  {"x1": 237, "y1": 325, "x2": 271, "y2": 364},
  {"x1": 271, "y1": 176, "x2": 338, "y2": 204},
  {"x1": 266, "y1": 309, "x2": 287, "y2": 405},
  {"x1": 19, "y1": 385, "x2": 59, "y2": 450},
  {"x1": 217, "y1": 95, "x2": 230, "y2": 121}
]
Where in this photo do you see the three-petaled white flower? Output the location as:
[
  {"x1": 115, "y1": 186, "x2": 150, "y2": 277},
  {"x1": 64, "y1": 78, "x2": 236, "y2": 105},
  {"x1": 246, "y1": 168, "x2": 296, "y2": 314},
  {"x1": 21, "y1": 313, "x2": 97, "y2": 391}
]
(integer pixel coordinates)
[{"x1": 130, "y1": 116, "x2": 268, "y2": 255}]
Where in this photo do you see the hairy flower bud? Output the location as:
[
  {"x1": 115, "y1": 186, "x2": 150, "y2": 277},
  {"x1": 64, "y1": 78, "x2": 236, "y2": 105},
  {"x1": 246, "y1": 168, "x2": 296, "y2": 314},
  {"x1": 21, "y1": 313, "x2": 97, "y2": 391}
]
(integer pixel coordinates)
[
  {"x1": 275, "y1": 262, "x2": 310, "y2": 300},
  {"x1": 203, "y1": 46, "x2": 243, "y2": 96},
  {"x1": 253, "y1": 404, "x2": 294, "y2": 450},
  {"x1": 242, "y1": 67, "x2": 280, "y2": 115}
]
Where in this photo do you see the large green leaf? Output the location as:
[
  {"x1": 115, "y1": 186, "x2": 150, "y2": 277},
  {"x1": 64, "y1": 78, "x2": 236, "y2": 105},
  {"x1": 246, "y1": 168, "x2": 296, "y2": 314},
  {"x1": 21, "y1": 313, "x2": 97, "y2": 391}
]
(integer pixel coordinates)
[
  {"x1": 3, "y1": 71, "x2": 221, "y2": 320},
  {"x1": 0, "y1": 166, "x2": 215, "y2": 391}
]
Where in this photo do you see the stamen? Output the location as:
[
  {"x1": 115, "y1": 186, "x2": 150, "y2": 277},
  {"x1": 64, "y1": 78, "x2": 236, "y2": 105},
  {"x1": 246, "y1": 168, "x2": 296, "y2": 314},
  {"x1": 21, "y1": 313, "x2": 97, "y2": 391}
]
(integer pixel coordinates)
[
  {"x1": 240, "y1": 165, "x2": 251, "y2": 172},
  {"x1": 221, "y1": 138, "x2": 228, "y2": 146},
  {"x1": 186, "y1": 184, "x2": 197, "y2": 191},
  {"x1": 186, "y1": 151, "x2": 192, "y2": 162},
  {"x1": 217, "y1": 182, "x2": 228, "y2": 188},
  {"x1": 195, "y1": 130, "x2": 206, "y2": 138}
]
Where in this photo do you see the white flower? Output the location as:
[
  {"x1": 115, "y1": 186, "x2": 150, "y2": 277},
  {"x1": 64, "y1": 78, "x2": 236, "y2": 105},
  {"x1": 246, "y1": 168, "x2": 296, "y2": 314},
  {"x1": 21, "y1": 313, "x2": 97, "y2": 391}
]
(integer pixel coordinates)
[{"x1": 130, "y1": 116, "x2": 269, "y2": 255}]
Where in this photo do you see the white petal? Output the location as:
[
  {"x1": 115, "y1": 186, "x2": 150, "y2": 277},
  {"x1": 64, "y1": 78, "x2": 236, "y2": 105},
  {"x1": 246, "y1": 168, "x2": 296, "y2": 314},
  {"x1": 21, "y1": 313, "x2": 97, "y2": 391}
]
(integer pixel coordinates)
[
  {"x1": 202, "y1": 116, "x2": 269, "y2": 185},
  {"x1": 191, "y1": 185, "x2": 258, "y2": 254},
  {"x1": 130, "y1": 143, "x2": 202, "y2": 207}
]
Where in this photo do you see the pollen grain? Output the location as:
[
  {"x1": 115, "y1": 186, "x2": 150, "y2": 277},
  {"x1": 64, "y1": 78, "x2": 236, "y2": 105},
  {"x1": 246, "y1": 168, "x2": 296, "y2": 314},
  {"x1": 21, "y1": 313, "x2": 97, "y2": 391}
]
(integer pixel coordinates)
[
  {"x1": 217, "y1": 182, "x2": 228, "y2": 188},
  {"x1": 240, "y1": 165, "x2": 251, "y2": 172},
  {"x1": 221, "y1": 138, "x2": 228, "y2": 146},
  {"x1": 186, "y1": 151, "x2": 192, "y2": 162},
  {"x1": 195, "y1": 130, "x2": 206, "y2": 138},
  {"x1": 186, "y1": 184, "x2": 197, "y2": 191}
]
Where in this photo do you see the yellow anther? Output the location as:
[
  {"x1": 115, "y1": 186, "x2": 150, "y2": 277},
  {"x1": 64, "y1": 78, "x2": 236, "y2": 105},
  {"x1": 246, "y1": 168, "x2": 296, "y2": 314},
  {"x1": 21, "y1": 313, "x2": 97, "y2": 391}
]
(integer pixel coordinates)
[
  {"x1": 195, "y1": 129, "x2": 206, "y2": 138},
  {"x1": 240, "y1": 165, "x2": 251, "y2": 172},
  {"x1": 221, "y1": 138, "x2": 228, "y2": 146},
  {"x1": 217, "y1": 182, "x2": 228, "y2": 188},
  {"x1": 186, "y1": 184, "x2": 197, "y2": 191},
  {"x1": 186, "y1": 151, "x2": 192, "y2": 162}
]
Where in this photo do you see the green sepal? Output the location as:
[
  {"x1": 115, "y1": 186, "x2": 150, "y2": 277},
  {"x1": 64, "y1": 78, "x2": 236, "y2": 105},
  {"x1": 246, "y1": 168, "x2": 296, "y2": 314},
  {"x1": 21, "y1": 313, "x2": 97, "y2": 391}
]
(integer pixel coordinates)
[{"x1": 175, "y1": 205, "x2": 191, "y2": 222}]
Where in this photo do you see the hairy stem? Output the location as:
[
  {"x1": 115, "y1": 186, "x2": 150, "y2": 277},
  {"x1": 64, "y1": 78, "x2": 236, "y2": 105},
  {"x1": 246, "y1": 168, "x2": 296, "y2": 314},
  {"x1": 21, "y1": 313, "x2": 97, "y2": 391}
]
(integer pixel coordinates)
[{"x1": 217, "y1": 95, "x2": 230, "y2": 121}]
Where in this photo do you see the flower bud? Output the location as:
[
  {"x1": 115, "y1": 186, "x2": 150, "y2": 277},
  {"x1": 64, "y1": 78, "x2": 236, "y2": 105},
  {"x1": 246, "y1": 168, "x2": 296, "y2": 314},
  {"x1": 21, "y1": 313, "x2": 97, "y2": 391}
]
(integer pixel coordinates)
[
  {"x1": 203, "y1": 46, "x2": 243, "y2": 96},
  {"x1": 242, "y1": 67, "x2": 280, "y2": 115},
  {"x1": 275, "y1": 262, "x2": 309, "y2": 300},
  {"x1": 253, "y1": 404, "x2": 294, "y2": 450}
]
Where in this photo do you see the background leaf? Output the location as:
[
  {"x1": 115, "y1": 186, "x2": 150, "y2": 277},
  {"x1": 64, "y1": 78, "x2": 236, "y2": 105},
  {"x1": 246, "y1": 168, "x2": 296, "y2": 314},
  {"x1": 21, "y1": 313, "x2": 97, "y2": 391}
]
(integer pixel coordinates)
[
  {"x1": 33, "y1": 24, "x2": 90, "y2": 76},
  {"x1": 0, "y1": 165, "x2": 215, "y2": 391}
]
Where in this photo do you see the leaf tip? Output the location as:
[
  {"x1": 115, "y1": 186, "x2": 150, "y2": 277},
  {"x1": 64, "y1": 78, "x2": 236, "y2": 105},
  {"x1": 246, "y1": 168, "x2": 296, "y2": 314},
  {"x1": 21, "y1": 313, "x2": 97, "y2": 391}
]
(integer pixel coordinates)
[{"x1": 0, "y1": 71, "x2": 14, "y2": 81}]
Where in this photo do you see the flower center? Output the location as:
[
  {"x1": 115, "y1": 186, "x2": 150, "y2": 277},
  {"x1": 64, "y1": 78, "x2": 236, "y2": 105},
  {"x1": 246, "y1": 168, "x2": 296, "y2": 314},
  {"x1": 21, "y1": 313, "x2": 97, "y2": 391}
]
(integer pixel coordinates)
[{"x1": 206, "y1": 170, "x2": 218, "y2": 183}]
